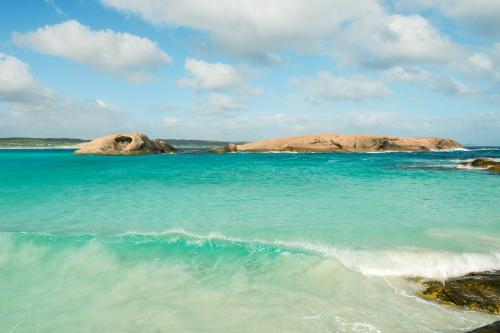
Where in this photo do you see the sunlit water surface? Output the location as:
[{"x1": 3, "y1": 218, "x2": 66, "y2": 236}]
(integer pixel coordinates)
[{"x1": 1, "y1": 148, "x2": 499, "y2": 332}]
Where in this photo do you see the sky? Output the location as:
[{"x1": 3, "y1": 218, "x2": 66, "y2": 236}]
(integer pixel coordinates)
[{"x1": 0, "y1": 0, "x2": 499, "y2": 144}]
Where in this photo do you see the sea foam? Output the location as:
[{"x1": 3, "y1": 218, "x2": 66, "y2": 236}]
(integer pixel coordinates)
[{"x1": 120, "y1": 229, "x2": 500, "y2": 279}]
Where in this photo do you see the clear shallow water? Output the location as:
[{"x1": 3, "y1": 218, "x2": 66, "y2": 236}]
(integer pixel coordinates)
[{"x1": 0, "y1": 148, "x2": 499, "y2": 332}]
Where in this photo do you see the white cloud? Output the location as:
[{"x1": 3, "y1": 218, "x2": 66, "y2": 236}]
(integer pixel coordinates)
[
  {"x1": 100, "y1": 0, "x2": 382, "y2": 59},
  {"x1": 163, "y1": 116, "x2": 179, "y2": 127},
  {"x1": 0, "y1": 53, "x2": 52, "y2": 102},
  {"x1": 0, "y1": 53, "x2": 133, "y2": 138},
  {"x1": 334, "y1": 14, "x2": 462, "y2": 68},
  {"x1": 291, "y1": 71, "x2": 392, "y2": 102},
  {"x1": 426, "y1": 75, "x2": 476, "y2": 96},
  {"x1": 177, "y1": 58, "x2": 242, "y2": 91},
  {"x1": 396, "y1": 0, "x2": 500, "y2": 36},
  {"x1": 467, "y1": 53, "x2": 493, "y2": 72},
  {"x1": 383, "y1": 66, "x2": 476, "y2": 96},
  {"x1": 96, "y1": 99, "x2": 120, "y2": 111},
  {"x1": 333, "y1": 111, "x2": 432, "y2": 132},
  {"x1": 178, "y1": 58, "x2": 261, "y2": 114},
  {"x1": 382, "y1": 65, "x2": 431, "y2": 82},
  {"x1": 100, "y1": 0, "x2": 466, "y2": 70},
  {"x1": 12, "y1": 20, "x2": 171, "y2": 82},
  {"x1": 208, "y1": 92, "x2": 245, "y2": 111},
  {"x1": 194, "y1": 92, "x2": 246, "y2": 114},
  {"x1": 456, "y1": 47, "x2": 500, "y2": 83}
]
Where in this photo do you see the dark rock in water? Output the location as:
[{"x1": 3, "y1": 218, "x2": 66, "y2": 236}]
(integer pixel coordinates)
[
  {"x1": 470, "y1": 158, "x2": 497, "y2": 168},
  {"x1": 459, "y1": 158, "x2": 500, "y2": 173},
  {"x1": 421, "y1": 270, "x2": 500, "y2": 314},
  {"x1": 154, "y1": 139, "x2": 176, "y2": 153},
  {"x1": 466, "y1": 321, "x2": 500, "y2": 333},
  {"x1": 489, "y1": 165, "x2": 500, "y2": 173},
  {"x1": 209, "y1": 143, "x2": 237, "y2": 153}
]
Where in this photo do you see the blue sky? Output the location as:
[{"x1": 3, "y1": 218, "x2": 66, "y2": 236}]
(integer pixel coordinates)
[{"x1": 0, "y1": 0, "x2": 499, "y2": 144}]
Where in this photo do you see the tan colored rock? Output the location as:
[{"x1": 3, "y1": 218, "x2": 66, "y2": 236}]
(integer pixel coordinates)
[
  {"x1": 227, "y1": 132, "x2": 462, "y2": 153},
  {"x1": 74, "y1": 133, "x2": 176, "y2": 155}
]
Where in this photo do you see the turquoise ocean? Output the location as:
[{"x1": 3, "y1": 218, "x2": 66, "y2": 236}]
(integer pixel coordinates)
[{"x1": 0, "y1": 148, "x2": 499, "y2": 332}]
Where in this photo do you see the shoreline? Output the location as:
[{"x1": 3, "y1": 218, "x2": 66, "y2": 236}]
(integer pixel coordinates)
[{"x1": 0, "y1": 145, "x2": 500, "y2": 150}]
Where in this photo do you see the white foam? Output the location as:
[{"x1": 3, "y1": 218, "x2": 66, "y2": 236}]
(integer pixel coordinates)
[
  {"x1": 261, "y1": 151, "x2": 299, "y2": 154},
  {"x1": 456, "y1": 165, "x2": 488, "y2": 170},
  {"x1": 272, "y1": 240, "x2": 500, "y2": 278},
  {"x1": 330, "y1": 249, "x2": 500, "y2": 279},
  {"x1": 456, "y1": 157, "x2": 500, "y2": 163},
  {"x1": 362, "y1": 150, "x2": 407, "y2": 154},
  {"x1": 429, "y1": 148, "x2": 470, "y2": 152},
  {"x1": 361, "y1": 148, "x2": 469, "y2": 153},
  {"x1": 467, "y1": 147, "x2": 500, "y2": 151},
  {"x1": 121, "y1": 229, "x2": 500, "y2": 279}
]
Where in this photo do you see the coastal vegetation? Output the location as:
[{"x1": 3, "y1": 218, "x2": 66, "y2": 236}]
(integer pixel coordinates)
[
  {"x1": 0, "y1": 137, "x2": 243, "y2": 149},
  {"x1": 0, "y1": 137, "x2": 88, "y2": 148}
]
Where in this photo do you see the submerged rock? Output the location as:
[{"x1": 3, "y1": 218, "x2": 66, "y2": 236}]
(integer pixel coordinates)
[
  {"x1": 74, "y1": 133, "x2": 176, "y2": 155},
  {"x1": 154, "y1": 139, "x2": 176, "y2": 153},
  {"x1": 466, "y1": 321, "x2": 500, "y2": 333},
  {"x1": 213, "y1": 132, "x2": 462, "y2": 153},
  {"x1": 208, "y1": 143, "x2": 237, "y2": 153},
  {"x1": 459, "y1": 158, "x2": 500, "y2": 173},
  {"x1": 421, "y1": 270, "x2": 500, "y2": 315}
]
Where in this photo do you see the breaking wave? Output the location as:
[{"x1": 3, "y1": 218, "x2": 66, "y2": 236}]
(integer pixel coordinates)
[{"x1": 2, "y1": 230, "x2": 498, "y2": 280}]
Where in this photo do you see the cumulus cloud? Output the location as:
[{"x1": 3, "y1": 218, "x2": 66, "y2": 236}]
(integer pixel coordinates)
[
  {"x1": 98, "y1": 0, "x2": 500, "y2": 104},
  {"x1": 100, "y1": 0, "x2": 468, "y2": 70},
  {"x1": 290, "y1": 71, "x2": 392, "y2": 102},
  {"x1": 0, "y1": 53, "x2": 52, "y2": 102},
  {"x1": 383, "y1": 66, "x2": 476, "y2": 96},
  {"x1": 178, "y1": 58, "x2": 261, "y2": 114},
  {"x1": 207, "y1": 93, "x2": 245, "y2": 111},
  {"x1": 100, "y1": 0, "x2": 382, "y2": 59},
  {"x1": 12, "y1": 20, "x2": 171, "y2": 82},
  {"x1": 456, "y1": 46, "x2": 500, "y2": 83},
  {"x1": 194, "y1": 92, "x2": 246, "y2": 114},
  {"x1": 177, "y1": 58, "x2": 242, "y2": 91},
  {"x1": 396, "y1": 0, "x2": 500, "y2": 36},
  {"x1": 0, "y1": 53, "x2": 133, "y2": 138},
  {"x1": 334, "y1": 14, "x2": 463, "y2": 68}
]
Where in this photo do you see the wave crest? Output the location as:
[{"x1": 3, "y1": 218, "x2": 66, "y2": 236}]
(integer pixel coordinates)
[{"x1": 2, "y1": 230, "x2": 499, "y2": 279}]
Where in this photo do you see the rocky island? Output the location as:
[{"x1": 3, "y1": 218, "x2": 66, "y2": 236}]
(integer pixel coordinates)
[
  {"x1": 74, "y1": 133, "x2": 175, "y2": 155},
  {"x1": 75, "y1": 132, "x2": 463, "y2": 155},
  {"x1": 211, "y1": 132, "x2": 462, "y2": 153}
]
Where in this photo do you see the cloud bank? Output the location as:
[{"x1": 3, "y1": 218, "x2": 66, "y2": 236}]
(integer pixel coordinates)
[
  {"x1": 12, "y1": 20, "x2": 171, "y2": 82},
  {"x1": 0, "y1": 53, "x2": 133, "y2": 138}
]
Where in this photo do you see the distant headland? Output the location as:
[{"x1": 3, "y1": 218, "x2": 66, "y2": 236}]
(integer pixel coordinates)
[{"x1": 0, "y1": 137, "x2": 242, "y2": 149}]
